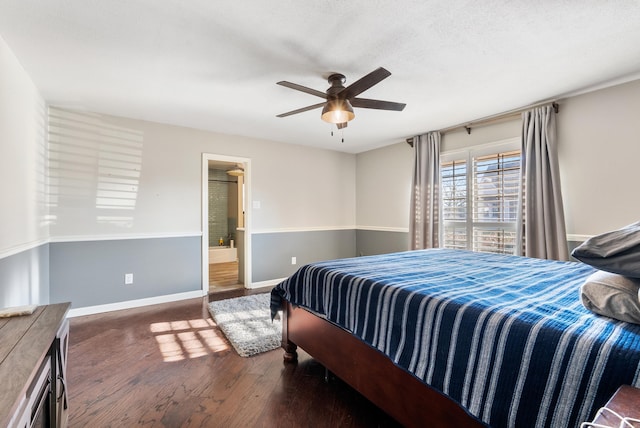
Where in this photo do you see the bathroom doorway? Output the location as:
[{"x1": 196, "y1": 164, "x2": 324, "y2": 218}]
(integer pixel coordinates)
[{"x1": 201, "y1": 154, "x2": 251, "y2": 294}]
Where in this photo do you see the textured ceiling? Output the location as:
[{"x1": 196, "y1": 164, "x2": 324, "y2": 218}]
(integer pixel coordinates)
[{"x1": 1, "y1": 1, "x2": 640, "y2": 153}]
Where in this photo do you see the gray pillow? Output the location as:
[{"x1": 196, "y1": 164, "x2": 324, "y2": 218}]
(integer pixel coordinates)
[
  {"x1": 572, "y1": 221, "x2": 640, "y2": 278},
  {"x1": 580, "y1": 270, "x2": 640, "y2": 324}
]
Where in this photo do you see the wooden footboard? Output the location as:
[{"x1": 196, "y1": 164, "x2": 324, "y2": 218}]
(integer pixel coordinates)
[{"x1": 281, "y1": 302, "x2": 485, "y2": 428}]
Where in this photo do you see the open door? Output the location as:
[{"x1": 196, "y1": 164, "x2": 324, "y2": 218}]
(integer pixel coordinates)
[{"x1": 202, "y1": 154, "x2": 251, "y2": 294}]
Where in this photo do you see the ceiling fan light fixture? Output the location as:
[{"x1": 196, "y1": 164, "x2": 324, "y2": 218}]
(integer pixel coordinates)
[
  {"x1": 226, "y1": 166, "x2": 244, "y2": 176},
  {"x1": 321, "y1": 99, "x2": 355, "y2": 124}
]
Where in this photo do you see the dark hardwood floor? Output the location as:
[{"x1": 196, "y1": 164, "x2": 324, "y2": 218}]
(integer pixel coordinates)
[{"x1": 67, "y1": 290, "x2": 402, "y2": 427}]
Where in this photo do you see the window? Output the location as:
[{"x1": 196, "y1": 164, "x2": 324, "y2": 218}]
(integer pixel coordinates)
[{"x1": 441, "y1": 139, "x2": 521, "y2": 255}]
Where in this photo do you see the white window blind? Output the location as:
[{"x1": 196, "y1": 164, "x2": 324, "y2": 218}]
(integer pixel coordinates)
[
  {"x1": 441, "y1": 142, "x2": 521, "y2": 255},
  {"x1": 441, "y1": 159, "x2": 468, "y2": 250}
]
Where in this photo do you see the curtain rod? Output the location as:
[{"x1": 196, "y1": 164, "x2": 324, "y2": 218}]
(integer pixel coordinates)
[{"x1": 406, "y1": 101, "x2": 559, "y2": 147}]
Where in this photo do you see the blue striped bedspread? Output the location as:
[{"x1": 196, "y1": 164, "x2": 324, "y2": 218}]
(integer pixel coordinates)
[{"x1": 270, "y1": 249, "x2": 640, "y2": 428}]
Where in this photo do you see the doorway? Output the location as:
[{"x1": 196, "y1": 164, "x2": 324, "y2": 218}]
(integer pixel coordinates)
[{"x1": 202, "y1": 154, "x2": 251, "y2": 294}]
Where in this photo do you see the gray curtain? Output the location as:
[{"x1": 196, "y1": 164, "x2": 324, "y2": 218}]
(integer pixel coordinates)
[
  {"x1": 518, "y1": 105, "x2": 568, "y2": 260},
  {"x1": 409, "y1": 132, "x2": 441, "y2": 250}
]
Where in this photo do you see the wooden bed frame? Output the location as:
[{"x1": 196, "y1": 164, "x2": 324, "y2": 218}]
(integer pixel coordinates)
[{"x1": 280, "y1": 301, "x2": 485, "y2": 428}]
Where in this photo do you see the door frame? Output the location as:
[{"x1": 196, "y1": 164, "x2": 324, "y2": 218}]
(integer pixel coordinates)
[{"x1": 201, "y1": 153, "x2": 252, "y2": 293}]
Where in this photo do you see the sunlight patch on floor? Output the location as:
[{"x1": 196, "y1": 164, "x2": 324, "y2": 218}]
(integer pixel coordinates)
[{"x1": 150, "y1": 318, "x2": 230, "y2": 362}]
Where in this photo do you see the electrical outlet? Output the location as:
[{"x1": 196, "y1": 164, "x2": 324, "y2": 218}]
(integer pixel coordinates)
[
  {"x1": 291, "y1": 257, "x2": 297, "y2": 265},
  {"x1": 124, "y1": 273, "x2": 134, "y2": 285}
]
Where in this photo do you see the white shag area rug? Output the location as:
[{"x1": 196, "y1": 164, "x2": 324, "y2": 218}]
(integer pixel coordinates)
[{"x1": 208, "y1": 293, "x2": 282, "y2": 357}]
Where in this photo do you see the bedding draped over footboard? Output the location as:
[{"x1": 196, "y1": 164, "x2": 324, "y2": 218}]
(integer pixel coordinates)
[{"x1": 270, "y1": 249, "x2": 640, "y2": 428}]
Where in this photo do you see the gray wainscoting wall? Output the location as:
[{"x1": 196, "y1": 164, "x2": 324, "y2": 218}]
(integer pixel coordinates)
[
  {"x1": 357, "y1": 232, "x2": 583, "y2": 262},
  {"x1": 356, "y1": 229, "x2": 409, "y2": 257},
  {"x1": 252, "y1": 229, "x2": 356, "y2": 282},
  {"x1": 4, "y1": 234, "x2": 586, "y2": 311},
  {"x1": 49, "y1": 236, "x2": 201, "y2": 309},
  {"x1": 0, "y1": 245, "x2": 50, "y2": 308}
]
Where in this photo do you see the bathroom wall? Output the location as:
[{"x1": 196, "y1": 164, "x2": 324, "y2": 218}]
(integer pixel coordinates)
[
  {"x1": 208, "y1": 169, "x2": 230, "y2": 246},
  {"x1": 227, "y1": 175, "x2": 238, "y2": 240}
]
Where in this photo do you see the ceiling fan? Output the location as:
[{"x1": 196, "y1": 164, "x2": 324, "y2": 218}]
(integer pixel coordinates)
[{"x1": 276, "y1": 67, "x2": 406, "y2": 129}]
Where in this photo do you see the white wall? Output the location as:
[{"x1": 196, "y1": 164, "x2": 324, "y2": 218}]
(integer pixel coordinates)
[
  {"x1": 48, "y1": 107, "x2": 356, "y2": 240},
  {"x1": 356, "y1": 119, "x2": 521, "y2": 230},
  {"x1": 558, "y1": 79, "x2": 640, "y2": 236},
  {"x1": 441, "y1": 119, "x2": 521, "y2": 153},
  {"x1": 356, "y1": 79, "x2": 640, "y2": 238},
  {"x1": 0, "y1": 35, "x2": 48, "y2": 307},
  {"x1": 356, "y1": 142, "x2": 413, "y2": 230},
  {"x1": 0, "y1": 35, "x2": 47, "y2": 255}
]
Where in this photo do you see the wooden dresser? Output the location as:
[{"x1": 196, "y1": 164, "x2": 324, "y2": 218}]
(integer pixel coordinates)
[{"x1": 0, "y1": 303, "x2": 70, "y2": 428}]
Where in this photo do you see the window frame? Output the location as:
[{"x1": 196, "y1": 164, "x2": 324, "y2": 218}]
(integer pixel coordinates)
[{"x1": 440, "y1": 137, "x2": 521, "y2": 255}]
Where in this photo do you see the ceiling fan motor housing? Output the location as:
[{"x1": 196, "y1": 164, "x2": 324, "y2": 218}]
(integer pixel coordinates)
[{"x1": 326, "y1": 73, "x2": 347, "y2": 98}]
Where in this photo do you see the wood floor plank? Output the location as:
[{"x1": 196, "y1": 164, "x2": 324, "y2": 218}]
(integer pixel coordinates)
[
  {"x1": 67, "y1": 294, "x2": 401, "y2": 427},
  {"x1": 209, "y1": 262, "x2": 240, "y2": 289}
]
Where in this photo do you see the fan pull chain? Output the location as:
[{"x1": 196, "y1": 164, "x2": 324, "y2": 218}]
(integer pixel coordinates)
[{"x1": 329, "y1": 126, "x2": 344, "y2": 143}]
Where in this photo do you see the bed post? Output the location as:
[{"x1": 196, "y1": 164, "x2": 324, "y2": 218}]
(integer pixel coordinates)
[{"x1": 281, "y1": 301, "x2": 298, "y2": 362}]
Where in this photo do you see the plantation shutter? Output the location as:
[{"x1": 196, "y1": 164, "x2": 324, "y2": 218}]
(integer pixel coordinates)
[
  {"x1": 472, "y1": 151, "x2": 520, "y2": 255},
  {"x1": 441, "y1": 142, "x2": 521, "y2": 256},
  {"x1": 441, "y1": 159, "x2": 467, "y2": 250}
]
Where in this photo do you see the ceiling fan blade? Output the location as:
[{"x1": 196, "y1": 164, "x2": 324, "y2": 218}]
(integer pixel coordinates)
[
  {"x1": 351, "y1": 98, "x2": 406, "y2": 111},
  {"x1": 276, "y1": 102, "x2": 326, "y2": 118},
  {"x1": 341, "y1": 67, "x2": 392, "y2": 99},
  {"x1": 277, "y1": 81, "x2": 327, "y2": 99}
]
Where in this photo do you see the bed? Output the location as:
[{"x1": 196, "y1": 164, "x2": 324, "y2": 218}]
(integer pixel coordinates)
[{"x1": 270, "y1": 249, "x2": 640, "y2": 428}]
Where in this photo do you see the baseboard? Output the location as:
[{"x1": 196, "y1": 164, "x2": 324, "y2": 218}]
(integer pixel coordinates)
[
  {"x1": 67, "y1": 290, "x2": 206, "y2": 318},
  {"x1": 248, "y1": 278, "x2": 287, "y2": 289}
]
